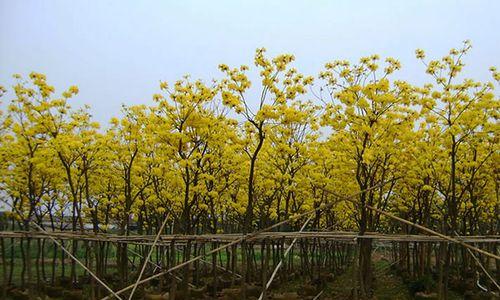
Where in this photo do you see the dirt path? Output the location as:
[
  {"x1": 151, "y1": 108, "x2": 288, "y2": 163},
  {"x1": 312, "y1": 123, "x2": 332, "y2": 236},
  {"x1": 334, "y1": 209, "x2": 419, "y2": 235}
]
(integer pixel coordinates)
[{"x1": 321, "y1": 259, "x2": 412, "y2": 299}]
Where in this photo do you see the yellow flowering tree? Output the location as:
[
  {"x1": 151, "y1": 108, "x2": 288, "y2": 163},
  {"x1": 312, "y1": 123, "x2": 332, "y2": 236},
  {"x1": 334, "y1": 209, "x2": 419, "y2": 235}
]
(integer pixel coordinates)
[
  {"x1": 320, "y1": 55, "x2": 417, "y2": 297},
  {"x1": 219, "y1": 48, "x2": 313, "y2": 232}
]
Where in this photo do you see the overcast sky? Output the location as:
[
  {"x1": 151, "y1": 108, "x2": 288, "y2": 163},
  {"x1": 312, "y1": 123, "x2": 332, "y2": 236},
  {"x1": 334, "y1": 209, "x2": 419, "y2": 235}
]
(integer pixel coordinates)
[{"x1": 1, "y1": 0, "x2": 499, "y2": 123}]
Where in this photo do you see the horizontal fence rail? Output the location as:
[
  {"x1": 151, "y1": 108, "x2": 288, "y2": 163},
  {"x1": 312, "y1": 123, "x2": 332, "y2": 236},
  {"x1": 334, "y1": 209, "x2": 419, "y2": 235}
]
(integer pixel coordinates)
[{"x1": 1, "y1": 230, "x2": 499, "y2": 244}]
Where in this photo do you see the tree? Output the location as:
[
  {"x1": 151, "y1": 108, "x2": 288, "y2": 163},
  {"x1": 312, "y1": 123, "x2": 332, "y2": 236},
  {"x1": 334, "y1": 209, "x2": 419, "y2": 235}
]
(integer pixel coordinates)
[
  {"x1": 219, "y1": 48, "x2": 313, "y2": 232},
  {"x1": 320, "y1": 55, "x2": 417, "y2": 297},
  {"x1": 415, "y1": 41, "x2": 499, "y2": 297}
]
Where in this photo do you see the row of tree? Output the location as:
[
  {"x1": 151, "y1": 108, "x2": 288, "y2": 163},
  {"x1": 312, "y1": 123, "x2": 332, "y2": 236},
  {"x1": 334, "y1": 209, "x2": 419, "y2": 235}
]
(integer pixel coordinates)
[{"x1": 0, "y1": 41, "x2": 498, "y2": 296}]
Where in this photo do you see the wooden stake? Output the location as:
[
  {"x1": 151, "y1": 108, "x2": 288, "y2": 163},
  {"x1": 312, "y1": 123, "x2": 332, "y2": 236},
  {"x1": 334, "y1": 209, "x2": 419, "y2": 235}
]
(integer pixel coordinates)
[
  {"x1": 128, "y1": 213, "x2": 170, "y2": 299},
  {"x1": 258, "y1": 215, "x2": 312, "y2": 300}
]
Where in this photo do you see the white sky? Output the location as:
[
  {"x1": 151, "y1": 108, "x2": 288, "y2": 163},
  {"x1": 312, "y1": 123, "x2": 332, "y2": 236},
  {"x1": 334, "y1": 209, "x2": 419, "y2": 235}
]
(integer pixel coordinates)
[{"x1": 1, "y1": 0, "x2": 499, "y2": 122}]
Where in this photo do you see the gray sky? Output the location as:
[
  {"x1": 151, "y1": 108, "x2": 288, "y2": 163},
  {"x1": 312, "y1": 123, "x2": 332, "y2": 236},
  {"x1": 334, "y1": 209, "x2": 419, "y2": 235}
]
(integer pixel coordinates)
[{"x1": 1, "y1": 0, "x2": 499, "y2": 123}]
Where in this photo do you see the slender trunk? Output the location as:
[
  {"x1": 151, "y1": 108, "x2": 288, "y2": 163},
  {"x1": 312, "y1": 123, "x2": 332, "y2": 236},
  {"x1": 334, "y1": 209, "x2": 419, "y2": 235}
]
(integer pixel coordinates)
[{"x1": 244, "y1": 125, "x2": 265, "y2": 233}]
